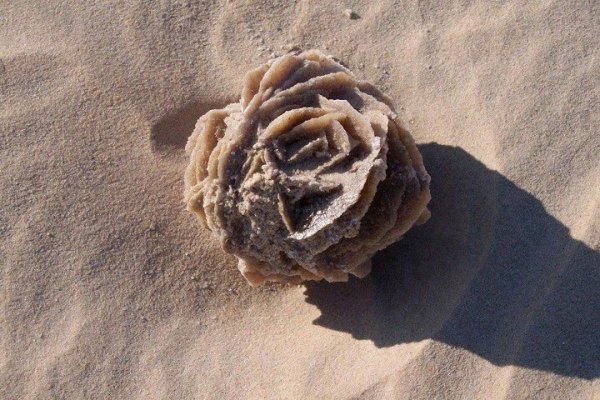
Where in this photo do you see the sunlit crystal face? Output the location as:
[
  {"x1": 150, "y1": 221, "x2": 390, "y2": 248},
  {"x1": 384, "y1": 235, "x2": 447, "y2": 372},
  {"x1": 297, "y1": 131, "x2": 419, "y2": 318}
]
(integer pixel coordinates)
[{"x1": 246, "y1": 97, "x2": 386, "y2": 240}]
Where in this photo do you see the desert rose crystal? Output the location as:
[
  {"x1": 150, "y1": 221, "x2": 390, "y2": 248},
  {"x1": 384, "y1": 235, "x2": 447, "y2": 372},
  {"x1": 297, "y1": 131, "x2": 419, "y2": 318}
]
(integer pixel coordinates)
[{"x1": 184, "y1": 50, "x2": 431, "y2": 286}]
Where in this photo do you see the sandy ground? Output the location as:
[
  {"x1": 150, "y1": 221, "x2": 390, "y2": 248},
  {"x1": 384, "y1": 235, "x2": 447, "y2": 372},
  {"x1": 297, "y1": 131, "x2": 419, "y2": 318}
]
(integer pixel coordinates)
[{"x1": 1, "y1": 1, "x2": 599, "y2": 399}]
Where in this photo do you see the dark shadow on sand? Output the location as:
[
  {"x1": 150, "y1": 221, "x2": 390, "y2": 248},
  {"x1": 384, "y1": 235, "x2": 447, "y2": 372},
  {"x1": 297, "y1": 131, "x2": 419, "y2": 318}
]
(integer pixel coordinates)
[{"x1": 304, "y1": 143, "x2": 599, "y2": 380}]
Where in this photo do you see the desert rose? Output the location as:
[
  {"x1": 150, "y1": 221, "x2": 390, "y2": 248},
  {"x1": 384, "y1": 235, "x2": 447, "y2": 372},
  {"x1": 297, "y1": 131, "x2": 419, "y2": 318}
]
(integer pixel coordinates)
[{"x1": 185, "y1": 50, "x2": 431, "y2": 286}]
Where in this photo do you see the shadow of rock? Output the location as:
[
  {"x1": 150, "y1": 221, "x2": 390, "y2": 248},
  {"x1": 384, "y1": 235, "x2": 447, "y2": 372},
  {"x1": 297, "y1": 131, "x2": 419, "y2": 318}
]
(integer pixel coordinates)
[
  {"x1": 304, "y1": 143, "x2": 599, "y2": 380},
  {"x1": 150, "y1": 100, "x2": 229, "y2": 159}
]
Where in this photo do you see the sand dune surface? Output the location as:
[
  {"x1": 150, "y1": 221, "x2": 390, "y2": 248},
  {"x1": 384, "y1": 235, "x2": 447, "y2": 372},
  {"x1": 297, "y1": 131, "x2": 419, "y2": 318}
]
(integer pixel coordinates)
[{"x1": 1, "y1": 1, "x2": 599, "y2": 399}]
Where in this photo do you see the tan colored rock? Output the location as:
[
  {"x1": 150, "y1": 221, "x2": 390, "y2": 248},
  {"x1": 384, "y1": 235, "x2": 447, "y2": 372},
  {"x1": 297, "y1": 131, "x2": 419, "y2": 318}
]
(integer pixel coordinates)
[{"x1": 184, "y1": 50, "x2": 431, "y2": 286}]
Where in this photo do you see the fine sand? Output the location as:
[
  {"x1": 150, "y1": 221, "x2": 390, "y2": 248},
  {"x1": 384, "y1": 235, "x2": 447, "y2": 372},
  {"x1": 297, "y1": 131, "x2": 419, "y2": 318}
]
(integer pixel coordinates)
[{"x1": 1, "y1": 1, "x2": 599, "y2": 399}]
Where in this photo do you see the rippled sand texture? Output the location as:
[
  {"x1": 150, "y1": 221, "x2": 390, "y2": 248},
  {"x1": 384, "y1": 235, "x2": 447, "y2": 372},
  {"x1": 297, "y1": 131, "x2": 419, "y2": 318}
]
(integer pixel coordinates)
[
  {"x1": 184, "y1": 50, "x2": 430, "y2": 285},
  {"x1": 1, "y1": 1, "x2": 599, "y2": 399}
]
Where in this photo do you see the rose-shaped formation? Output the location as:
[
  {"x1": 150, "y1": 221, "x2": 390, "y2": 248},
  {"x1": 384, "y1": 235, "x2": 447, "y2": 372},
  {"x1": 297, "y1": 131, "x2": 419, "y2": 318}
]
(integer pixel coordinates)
[{"x1": 184, "y1": 50, "x2": 431, "y2": 286}]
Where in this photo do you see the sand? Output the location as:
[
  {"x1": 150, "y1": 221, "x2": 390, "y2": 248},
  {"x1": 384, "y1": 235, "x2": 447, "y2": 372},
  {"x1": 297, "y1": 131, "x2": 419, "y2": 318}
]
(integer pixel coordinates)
[{"x1": 1, "y1": 1, "x2": 598, "y2": 399}]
